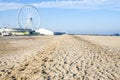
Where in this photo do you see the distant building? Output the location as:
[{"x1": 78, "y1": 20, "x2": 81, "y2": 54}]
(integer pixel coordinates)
[
  {"x1": 0, "y1": 28, "x2": 32, "y2": 36},
  {"x1": 35, "y1": 28, "x2": 54, "y2": 35},
  {"x1": 54, "y1": 32, "x2": 66, "y2": 35},
  {"x1": 113, "y1": 33, "x2": 120, "y2": 36},
  {"x1": 0, "y1": 27, "x2": 66, "y2": 36}
]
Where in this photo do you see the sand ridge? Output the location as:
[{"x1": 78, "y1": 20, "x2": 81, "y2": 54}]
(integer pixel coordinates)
[{"x1": 0, "y1": 35, "x2": 120, "y2": 80}]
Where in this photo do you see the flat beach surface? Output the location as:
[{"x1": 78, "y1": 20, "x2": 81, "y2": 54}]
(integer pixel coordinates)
[{"x1": 0, "y1": 35, "x2": 120, "y2": 80}]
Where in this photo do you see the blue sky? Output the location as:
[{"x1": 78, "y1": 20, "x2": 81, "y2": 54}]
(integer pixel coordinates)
[{"x1": 0, "y1": 0, "x2": 120, "y2": 34}]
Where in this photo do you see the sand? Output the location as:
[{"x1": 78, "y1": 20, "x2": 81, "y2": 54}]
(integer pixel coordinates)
[
  {"x1": 0, "y1": 35, "x2": 120, "y2": 80},
  {"x1": 77, "y1": 35, "x2": 120, "y2": 49}
]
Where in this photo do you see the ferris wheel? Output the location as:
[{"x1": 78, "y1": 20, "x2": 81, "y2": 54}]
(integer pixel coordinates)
[{"x1": 17, "y1": 5, "x2": 40, "y2": 30}]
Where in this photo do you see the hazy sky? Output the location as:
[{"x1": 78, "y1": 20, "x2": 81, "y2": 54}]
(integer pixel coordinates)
[{"x1": 0, "y1": 0, "x2": 120, "y2": 34}]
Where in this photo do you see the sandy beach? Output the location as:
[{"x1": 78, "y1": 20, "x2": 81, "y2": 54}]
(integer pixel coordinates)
[{"x1": 0, "y1": 35, "x2": 120, "y2": 80}]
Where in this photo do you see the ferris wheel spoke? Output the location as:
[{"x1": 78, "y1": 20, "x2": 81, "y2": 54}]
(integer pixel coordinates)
[
  {"x1": 29, "y1": 9, "x2": 32, "y2": 16},
  {"x1": 30, "y1": 9, "x2": 34, "y2": 17},
  {"x1": 29, "y1": 7, "x2": 32, "y2": 17},
  {"x1": 27, "y1": 7, "x2": 30, "y2": 17}
]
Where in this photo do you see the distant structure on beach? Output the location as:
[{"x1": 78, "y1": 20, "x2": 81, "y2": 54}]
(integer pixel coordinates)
[
  {"x1": 18, "y1": 5, "x2": 40, "y2": 30},
  {"x1": 113, "y1": 33, "x2": 120, "y2": 36},
  {"x1": 0, "y1": 27, "x2": 66, "y2": 36},
  {"x1": 0, "y1": 5, "x2": 66, "y2": 36},
  {"x1": 0, "y1": 27, "x2": 32, "y2": 36},
  {"x1": 54, "y1": 32, "x2": 66, "y2": 35},
  {"x1": 35, "y1": 28, "x2": 66, "y2": 35},
  {"x1": 0, "y1": 5, "x2": 40, "y2": 36},
  {"x1": 36, "y1": 28, "x2": 54, "y2": 35}
]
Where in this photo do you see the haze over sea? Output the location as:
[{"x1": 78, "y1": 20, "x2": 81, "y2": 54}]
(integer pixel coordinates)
[{"x1": 0, "y1": 0, "x2": 120, "y2": 34}]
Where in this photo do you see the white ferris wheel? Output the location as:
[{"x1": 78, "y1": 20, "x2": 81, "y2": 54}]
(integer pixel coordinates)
[{"x1": 17, "y1": 5, "x2": 40, "y2": 30}]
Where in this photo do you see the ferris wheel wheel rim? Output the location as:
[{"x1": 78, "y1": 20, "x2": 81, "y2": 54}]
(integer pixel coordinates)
[{"x1": 17, "y1": 5, "x2": 41, "y2": 30}]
